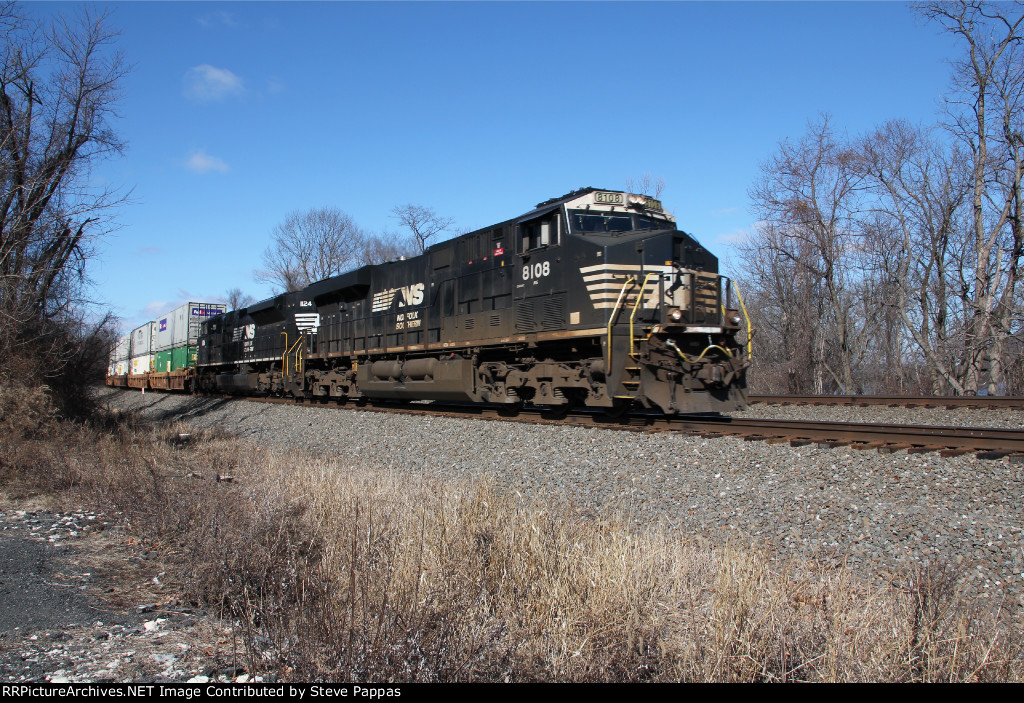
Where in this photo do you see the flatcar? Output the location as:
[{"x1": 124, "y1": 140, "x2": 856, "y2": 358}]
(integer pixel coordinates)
[{"x1": 193, "y1": 188, "x2": 750, "y2": 415}]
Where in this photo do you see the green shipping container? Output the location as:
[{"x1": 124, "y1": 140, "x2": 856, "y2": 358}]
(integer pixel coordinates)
[
  {"x1": 154, "y1": 349, "x2": 174, "y2": 373},
  {"x1": 170, "y1": 345, "x2": 198, "y2": 371}
]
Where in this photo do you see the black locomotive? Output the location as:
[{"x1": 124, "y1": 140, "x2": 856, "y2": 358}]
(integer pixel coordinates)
[{"x1": 196, "y1": 188, "x2": 750, "y2": 414}]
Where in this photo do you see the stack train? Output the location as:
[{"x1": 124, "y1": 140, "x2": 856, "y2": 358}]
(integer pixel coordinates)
[{"x1": 107, "y1": 188, "x2": 750, "y2": 415}]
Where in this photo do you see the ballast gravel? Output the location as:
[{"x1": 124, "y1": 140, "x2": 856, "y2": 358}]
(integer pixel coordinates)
[{"x1": 99, "y1": 388, "x2": 1024, "y2": 620}]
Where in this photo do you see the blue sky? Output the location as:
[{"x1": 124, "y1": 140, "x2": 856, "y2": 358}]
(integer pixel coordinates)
[{"x1": 40, "y1": 1, "x2": 958, "y2": 333}]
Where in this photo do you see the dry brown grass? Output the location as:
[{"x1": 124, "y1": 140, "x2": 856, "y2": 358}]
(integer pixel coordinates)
[{"x1": 1, "y1": 388, "x2": 1020, "y2": 682}]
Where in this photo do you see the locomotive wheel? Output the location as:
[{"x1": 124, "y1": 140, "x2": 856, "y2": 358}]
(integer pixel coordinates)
[
  {"x1": 602, "y1": 399, "x2": 633, "y2": 419},
  {"x1": 497, "y1": 399, "x2": 523, "y2": 417},
  {"x1": 540, "y1": 404, "x2": 572, "y2": 420}
]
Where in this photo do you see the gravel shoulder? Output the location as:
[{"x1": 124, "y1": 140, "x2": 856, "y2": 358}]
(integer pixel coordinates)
[
  {"x1": 95, "y1": 387, "x2": 1024, "y2": 624},
  {"x1": 0, "y1": 499, "x2": 258, "y2": 683}
]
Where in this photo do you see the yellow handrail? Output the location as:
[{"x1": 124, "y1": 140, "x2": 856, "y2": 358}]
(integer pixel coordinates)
[
  {"x1": 285, "y1": 337, "x2": 303, "y2": 377},
  {"x1": 667, "y1": 341, "x2": 733, "y2": 363},
  {"x1": 281, "y1": 332, "x2": 305, "y2": 378},
  {"x1": 606, "y1": 276, "x2": 637, "y2": 372},
  {"x1": 629, "y1": 272, "x2": 657, "y2": 359},
  {"x1": 733, "y1": 280, "x2": 753, "y2": 361}
]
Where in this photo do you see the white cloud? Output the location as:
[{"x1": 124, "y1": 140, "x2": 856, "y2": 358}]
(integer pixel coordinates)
[
  {"x1": 715, "y1": 227, "x2": 753, "y2": 246},
  {"x1": 141, "y1": 300, "x2": 170, "y2": 319},
  {"x1": 183, "y1": 64, "x2": 244, "y2": 101},
  {"x1": 197, "y1": 11, "x2": 238, "y2": 29},
  {"x1": 185, "y1": 149, "x2": 229, "y2": 174}
]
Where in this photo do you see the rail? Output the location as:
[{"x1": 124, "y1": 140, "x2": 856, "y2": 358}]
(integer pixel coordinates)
[{"x1": 750, "y1": 394, "x2": 1024, "y2": 409}]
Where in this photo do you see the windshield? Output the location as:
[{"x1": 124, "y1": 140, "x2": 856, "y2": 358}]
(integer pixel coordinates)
[{"x1": 569, "y1": 209, "x2": 673, "y2": 234}]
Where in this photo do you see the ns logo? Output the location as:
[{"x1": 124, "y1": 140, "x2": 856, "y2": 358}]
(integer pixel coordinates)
[
  {"x1": 398, "y1": 283, "x2": 425, "y2": 307},
  {"x1": 372, "y1": 282, "x2": 425, "y2": 312}
]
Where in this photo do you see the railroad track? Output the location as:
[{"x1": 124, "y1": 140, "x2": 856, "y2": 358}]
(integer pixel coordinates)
[
  {"x1": 750, "y1": 394, "x2": 1024, "y2": 409},
  {"x1": 241, "y1": 394, "x2": 1024, "y2": 460},
  {"x1": 660, "y1": 416, "x2": 1024, "y2": 458}
]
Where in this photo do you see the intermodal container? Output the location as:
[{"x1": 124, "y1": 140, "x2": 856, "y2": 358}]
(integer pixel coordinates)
[
  {"x1": 153, "y1": 303, "x2": 226, "y2": 352},
  {"x1": 171, "y1": 345, "x2": 198, "y2": 371},
  {"x1": 129, "y1": 354, "x2": 152, "y2": 375},
  {"x1": 108, "y1": 333, "x2": 131, "y2": 375},
  {"x1": 114, "y1": 333, "x2": 131, "y2": 362},
  {"x1": 153, "y1": 349, "x2": 174, "y2": 373},
  {"x1": 176, "y1": 303, "x2": 227, "y2": 347},
  {"x1": 129, "y1": 322, "x2": 155, "y2": 358},
  {"x1": 153, "y1": 312, "x2": 174, "y2": 352}
]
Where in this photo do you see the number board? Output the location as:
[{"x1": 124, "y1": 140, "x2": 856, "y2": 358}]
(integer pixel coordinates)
[{"x1": 594, "y1": 192, "x2": 624, "y2": 205}]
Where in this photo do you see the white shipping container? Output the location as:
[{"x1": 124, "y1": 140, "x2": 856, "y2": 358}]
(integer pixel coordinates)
[
  {"x1": 153, "y1": 311, "x2": 175, "y2": 352},
  {"x1": 114, "y1": 333, "x2": 131, "y2": 361},
  {"x1": 108, "y1": 333, "x2": 131, "y2": 369},
  {"x1": 130, "y1": 322, "x2": 155, "y2": 358},
  {"x1": 129, "y1": 354, "x2": 152, "y2": 375},
  {"x1": 174, "y1": 302, "x2": 227, "y2": 347},
  {"x1": 153, "y1": 302, "x2": 227, "y2": 351},
  {"x1": 115, "y1": 359, "x2": 130, "y2": 375}
]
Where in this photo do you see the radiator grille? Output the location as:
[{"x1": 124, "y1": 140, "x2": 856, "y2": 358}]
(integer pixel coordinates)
[
  {"x1": 515, "y1": 302, "x2": 534, "y2": 332},
  {"x1": 542, "y1": 296, "x2": 564, "y2": 330}
]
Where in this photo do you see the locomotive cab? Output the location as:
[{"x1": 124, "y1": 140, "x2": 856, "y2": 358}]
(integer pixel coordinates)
[{"x1": 509, "y1": 188, "x2": 749, "y2": 414}]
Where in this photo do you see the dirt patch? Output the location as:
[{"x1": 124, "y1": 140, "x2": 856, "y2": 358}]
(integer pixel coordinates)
[{"x1": 0, "y1": 500, "x2": 258, "y2": 683}]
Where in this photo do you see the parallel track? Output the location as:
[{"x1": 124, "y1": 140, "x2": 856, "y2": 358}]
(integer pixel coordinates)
[
  {"x1": 239, "y1": 394, "x2": 1024, "y2": 460},
  {"x1": 750, "y1": 394, "x2": 1024, "y2": 409}
]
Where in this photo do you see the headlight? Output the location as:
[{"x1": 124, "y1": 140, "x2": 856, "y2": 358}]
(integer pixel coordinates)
[
  {"x1": 729, "y1": 314, "x2": 742, "y2": 326},
  {"x1": 668, "y1": 308, "x2": 684, "y2": 322}
]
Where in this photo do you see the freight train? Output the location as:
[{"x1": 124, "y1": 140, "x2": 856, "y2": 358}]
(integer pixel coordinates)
[{"x1": 108, "y1": 188, "x2": 750, "y2": 415}]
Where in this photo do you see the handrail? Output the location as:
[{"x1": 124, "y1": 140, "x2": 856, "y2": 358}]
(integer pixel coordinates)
[
  {"x1": 605, "y1": 275, "x2": 637, "y2": 372},
  {"x1": 284, "y1": 337, "x2": 304, "y2": 377},
  {"x1": 733, "y1": 279, "x2": 753, "y2": 361},
  {"x1": 629, "y1": 272, "x2": 657, "y2": 359},
  {"x1": 281, "y1": 332, "x2": 305, "y2": 378}
]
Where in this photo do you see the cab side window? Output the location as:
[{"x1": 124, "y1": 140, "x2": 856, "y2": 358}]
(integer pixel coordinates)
[{"x1": 519, "y1": 214, "x2": 561, "y2": 253}]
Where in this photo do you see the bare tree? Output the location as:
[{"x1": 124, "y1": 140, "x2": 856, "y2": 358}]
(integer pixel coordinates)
[
  {"x1": 255, "y1": 207, "x2": 366, "y2": 293},
  {"x1": 746, "y1": 116, "x2": 881, "y2": 394},
  {"x1": 625, "y1": 173, "x2": 666, "y2": 198},
  {"x1": 360, "y1": 231, "x2": 417, "y2": 265},
  {"x1": 391, "y1": 204, "x2": 454, "y2": 253},
  {"x1": 736, "y1": 223, "x2": 826, "y2": 393},
  {"x1": 919, "y1": 0, "x2": 1024, "y2": 393},
  {"x1": 734, "y1": 2, "x2": 1024, "y2": 396},
  {"x1": 0, "y1": 3, "x2": 127, "y2": 402},
  {"x1": 858, "y1": 119, "x2": 972, "y2": 394},
  {"x1": 224, "y1": 287, "x2": 255, "y2": 311}
]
